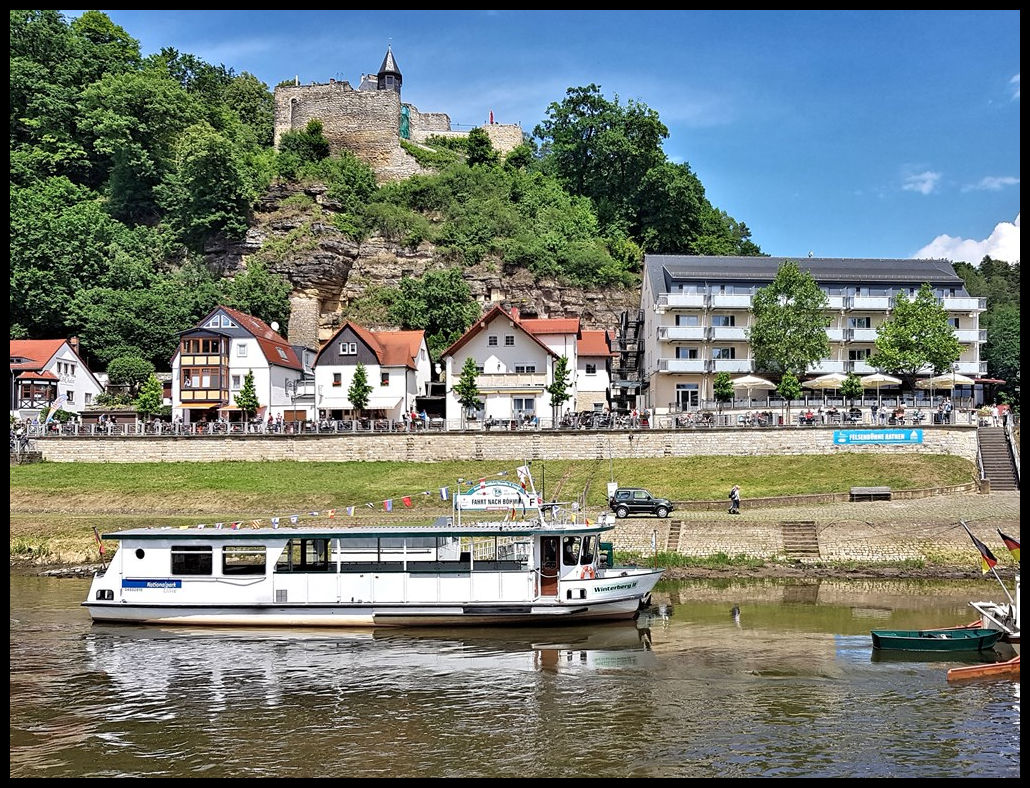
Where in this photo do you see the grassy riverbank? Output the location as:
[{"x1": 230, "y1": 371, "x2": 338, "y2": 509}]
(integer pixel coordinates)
[{"x1": 11, "y1": 454, "x2": 976, "y2": 568}]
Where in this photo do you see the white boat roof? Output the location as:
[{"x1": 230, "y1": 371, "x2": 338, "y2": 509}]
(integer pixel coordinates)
[{"x1": 102, "y1": 516, "x2": 616, "y2": 541}]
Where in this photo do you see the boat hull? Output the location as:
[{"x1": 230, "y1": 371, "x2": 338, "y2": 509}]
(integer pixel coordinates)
[
  {"x1": 870, "y1": 628, "x2": 1004, "y2": 652},
  {"x1": 83, "y1": 596, "x2": 647, "y2": 628}
]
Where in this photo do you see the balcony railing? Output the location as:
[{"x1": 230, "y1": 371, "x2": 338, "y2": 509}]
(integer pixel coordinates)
[
  {"x1": 656, "y1": 292, "x2": 708, "y2": 310},
  {"x1": 709, "y1": 293, "x2": 753, "y2": 308},
  {"x1": 941, "y1": 296, "x2": 987, "y2": 312},
  {"x1": 710, "y1": 326, "x2": 747, "y2": 341},
  {"x1": 475, "y1": 373, "x2": 547, "y2": 390},
  {"x1": 658, "y1": 326, "x2": 706, "y2": 341},
  {"x1": 954, "y1": 329, "x2": 987, "y2": 344},
  {"x1": 657, "y1": 359, "x2": 706, "y2": 373}
]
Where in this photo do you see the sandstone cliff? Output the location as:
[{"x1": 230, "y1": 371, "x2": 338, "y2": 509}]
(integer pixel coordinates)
[{"x1": 204, "y1": 183, "x2": 641, "y2": 346}]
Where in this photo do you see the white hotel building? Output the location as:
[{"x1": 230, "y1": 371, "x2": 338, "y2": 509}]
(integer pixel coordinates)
[{"x1": 639, "y1": 255, "x2": 987, "y2": 414}]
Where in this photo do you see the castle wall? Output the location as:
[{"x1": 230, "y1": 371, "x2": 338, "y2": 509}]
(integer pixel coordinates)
[
  {"x1": 407, "y1": 106, "x2": 451, "y2": 141},
  {"x1": 274, "y1": 82, "x2": 404, "y2": 175},
  {"x1": 481, "y1": 124, "x2": 524, "y2": 155}
]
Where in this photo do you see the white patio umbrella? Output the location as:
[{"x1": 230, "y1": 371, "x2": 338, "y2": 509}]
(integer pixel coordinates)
[
  {"x1": 802, "y1": 372, "x2": 848, "y2": 403},
  {"x1": 859, "y1": 372, "x2": 902, "y2": 407},
  {"x1": 915, "y1": 373, "x2": 976, "y2": 390},
  {"x1": 730, "y1": 374, "x2": 777, "y2": 407}
]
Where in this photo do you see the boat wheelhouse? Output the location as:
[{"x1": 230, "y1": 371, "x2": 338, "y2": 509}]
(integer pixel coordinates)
[{"x1": 83, "y1": 472, "x2": 664, "y2": 628}]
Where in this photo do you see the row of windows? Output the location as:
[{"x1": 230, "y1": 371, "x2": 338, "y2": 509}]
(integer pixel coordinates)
[
  {"x1": 487, "y1": 335, "x2": 517, "y2": 347},
  {"x1": 56, "y1": 362, "x2": 77, "y2": 376},
  {"x1": 332, "y1": 372, "x2": 391, "y2": 387},
  {"x1": 674, "y1": 315, "x2": 965, "y2": 329},
  {"x1": 670, "y1": 284, "x2": 965, "y2": 298},
  {"x1": 182, "y1": 338, "x2": 224, "y2": 354},
  {"x1": 674, "y1": 347, "x2": 873, "y2": 361}
]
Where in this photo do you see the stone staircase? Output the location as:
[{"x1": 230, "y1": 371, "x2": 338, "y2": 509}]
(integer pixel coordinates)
[
  {"x1": 978, "y1": 427, "x2": 1019, "y2": 491},
  {"x1": 781, "y1": 521, "x2": 820, "y2": 559},
  {"x1": 666, "y1": 520, "x2": 682, "y2": 551}
]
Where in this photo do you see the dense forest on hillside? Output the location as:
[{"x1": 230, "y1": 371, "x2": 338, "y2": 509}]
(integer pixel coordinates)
[{"x1": 9, "y1": 10, "x2": 1018, "y2": 400}]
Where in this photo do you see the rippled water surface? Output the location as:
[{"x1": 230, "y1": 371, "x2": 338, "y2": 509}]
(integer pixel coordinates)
[{"x1": 10, "y1": 574, "x2": 1019, "y2": 778}]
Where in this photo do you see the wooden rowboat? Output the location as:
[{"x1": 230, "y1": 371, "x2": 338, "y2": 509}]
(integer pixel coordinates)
[
  {"x1": 947, "y1": 655, "x2": 1020, "y2": 682},
  {"x1": 870, "y1": 628, "x2": 1004, "y2": 652}
]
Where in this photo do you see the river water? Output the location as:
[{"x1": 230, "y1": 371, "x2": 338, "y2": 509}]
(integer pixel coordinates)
[{"x1": 9, "y1": 574, "x2": 1019, "y2": 778}]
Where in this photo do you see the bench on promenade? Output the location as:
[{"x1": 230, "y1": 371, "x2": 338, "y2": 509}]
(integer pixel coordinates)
[{"x1": 850, "y1": 486, "x2": 892, "y2": 502}]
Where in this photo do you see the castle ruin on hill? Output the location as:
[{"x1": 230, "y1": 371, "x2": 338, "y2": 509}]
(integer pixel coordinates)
[{"x1": 273, "y1": 46, "x2": 523, "y2": 182}]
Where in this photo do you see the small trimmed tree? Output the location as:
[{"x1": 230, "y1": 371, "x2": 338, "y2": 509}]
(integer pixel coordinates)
[
  {"x1": 454, "y1": 357, "x2": 483, "y2": 428},
  {"x1": 713, "y1": 371, "x2": 734, "y2": 413},
  {"x1": 841, "y1": 372, "x2": 863, "y2": 409},
  {"x1": 347, "y1": 362, "x2": 373, "y2": 420},
  {"x1": 106, "y1": 354, "x2": 155, "y2": 397},
  {"x1": 135, "y1": 374, "x2": 165, "y2": 421},
  {"x1": 546, "y1": 355, "x2": 572, "y2": 427},
  {"x1": 777, "y1": 371, "x2": 802, "y2": 424},
  {"x1": 234, "y1": 370, "x2": 260, "y2": 422}
]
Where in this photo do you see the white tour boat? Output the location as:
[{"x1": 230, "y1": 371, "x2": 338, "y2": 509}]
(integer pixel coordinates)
[{"x1": 83, "y1": 472, "x2": 664, "y2": 628}]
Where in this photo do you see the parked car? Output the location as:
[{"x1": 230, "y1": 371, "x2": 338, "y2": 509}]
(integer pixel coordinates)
[{"x1": 608, "y1": 488, "x2": 674, "y2": 519}]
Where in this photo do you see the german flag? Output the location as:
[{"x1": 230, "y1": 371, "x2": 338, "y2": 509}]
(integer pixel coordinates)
[
  {"x1": 997, "y1": 530, "x2": 1020, "y2": 562},
  {"x1": 962, "y1": 523, "x2": 998, "y2": 575}
]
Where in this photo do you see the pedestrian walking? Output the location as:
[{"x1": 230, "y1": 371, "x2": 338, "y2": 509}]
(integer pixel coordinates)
[{"x1": 725, "y1": 482, "x2": 741, "y2": 512}]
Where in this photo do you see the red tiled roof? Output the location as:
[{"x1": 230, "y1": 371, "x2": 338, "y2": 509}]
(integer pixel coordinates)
[
  {"x1": 578, "y1": 329, "x2": 615, "y2": 357},
  {"x1": 16, "y1": 370, "x2": 59, "y2": 380},
  {"x1": 10, "y1": 339, "x2": 65, "y2": 368},
  {"x1": 208, "y1": 306, "x2": 302, "y2": 370},
  {"x1": 520, "y1": 318, "x2": 581, "y2": 337},
  {"x1": 316, "y1": 322, "x2": 425, "y2": 370},
  {"x1": 439, "y1": 304, "x2": 559, "y2": 359}
]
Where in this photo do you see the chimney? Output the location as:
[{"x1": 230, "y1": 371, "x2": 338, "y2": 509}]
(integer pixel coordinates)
[{"x1": 69, "y1": 336, "x2": 80, "y2": 354}]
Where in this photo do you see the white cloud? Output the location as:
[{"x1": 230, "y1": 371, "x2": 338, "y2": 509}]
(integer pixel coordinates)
[
  {"x1": 1011, "y1": 73, "x2": 1020, "y2": 100},
  {"x1": 914, "y1": 214, "x2": 1020, "y2": 264},
  {"x1": 962, "y1": 175, "x2": 1020, "y2": 192},
  {"x1": 902, "y1": 171, "x2": 941, "y2": 195}
]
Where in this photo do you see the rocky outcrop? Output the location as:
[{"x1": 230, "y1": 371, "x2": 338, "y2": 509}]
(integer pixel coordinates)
[{"x1": 204, "y1": 183, "x2": 640, "y2": 342}]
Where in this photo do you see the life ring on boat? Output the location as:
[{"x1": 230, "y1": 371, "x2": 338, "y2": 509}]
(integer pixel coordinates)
[{"x1": 579, "y1": 565, "x2": 596, "y2": 580}]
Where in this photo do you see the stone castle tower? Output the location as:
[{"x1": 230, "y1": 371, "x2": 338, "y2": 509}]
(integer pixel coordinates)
[{"x1": 273, "y1": 46, "x2": 524, "y2": 182}]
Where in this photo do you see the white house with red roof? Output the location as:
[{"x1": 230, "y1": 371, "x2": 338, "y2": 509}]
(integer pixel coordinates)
[
  {"x1": 10, "y1": 338, "x2": 104, "y2": 419},
  {"x1": 576, "y1": 329, "x2": 616, "y2": 412},
  {"x1": 170, "y1": 306, "x2": 305, "y2": 425},
  {"x1": 313, "y1": 321, "x2": 431, "y2": 422},
  {"x1": 439, "y1": 305, "x2": 585, "y2": 426}
]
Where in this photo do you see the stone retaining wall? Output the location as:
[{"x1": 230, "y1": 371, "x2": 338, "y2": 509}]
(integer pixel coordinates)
[{"x1": 35, "y1": 426, "x2": 979, "y2": 465}]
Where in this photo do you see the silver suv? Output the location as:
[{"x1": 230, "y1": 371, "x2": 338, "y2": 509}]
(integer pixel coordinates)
[{"x1": 608, "y1": 488, "x2": 674, "y2": 519}]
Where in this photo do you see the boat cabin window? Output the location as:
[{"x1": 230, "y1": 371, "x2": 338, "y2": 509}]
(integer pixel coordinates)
[
  {"x1": 562, "y1": 537, "x2": 581, "y2": 566},
  {"x1": 275, "y1": 538, "x2": 330, "y2": 572},
  {"x1": 222, "y1": 545, "x2": 266, "y2": 575},
  {"x1": 171, "y1": 545, "x2": 213, "y2": 575},
  {"x1": 562, "y1": 535, "x2": 596, "y2": 566}
]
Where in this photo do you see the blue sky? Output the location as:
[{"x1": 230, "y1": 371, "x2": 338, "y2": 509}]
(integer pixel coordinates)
[{"x1": 65, "y1": 10, "x2": 1020, "y2": 264}]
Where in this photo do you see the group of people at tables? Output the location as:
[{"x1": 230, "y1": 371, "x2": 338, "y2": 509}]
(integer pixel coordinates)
[{"x1": 799, "y1": 406, "x2": 862, "y2": 426}]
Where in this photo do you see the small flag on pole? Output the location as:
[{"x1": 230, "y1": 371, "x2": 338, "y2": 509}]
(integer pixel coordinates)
[
  {"x1": 402, "y1": 496, "x2": 412, "y2": 508},
  {"x1": 384, "y1": 499, "x2": 393, "y2": 512},
  {"x1": 328, "y1": 509, "x2": 336, "y2": 519},
  {"x1": 997, "y1": 530, "x2": 1020, "y2": 562},
  {"x1": 271, "y1": 517, "x2": 280, "y2": 528},
  {"x1": 962, "y1": 523, "x2": 998, "y2": 574},
  {"x1": 346, "y1": 506, "x2": 355, "y2": 517},
  {"x1": 440, "y1": 487, "x2": 449, "y2": 501}
]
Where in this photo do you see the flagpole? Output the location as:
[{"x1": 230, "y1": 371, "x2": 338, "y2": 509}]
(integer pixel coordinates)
[
  {"x1": 988, "y1": 565, "x2": 1016, "y2": 605},
  {"x1": 960, "y1": 520, "x2": 1014, "y2": 603}
]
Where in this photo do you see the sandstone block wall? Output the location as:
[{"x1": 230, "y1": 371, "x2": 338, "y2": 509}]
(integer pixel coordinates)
[{"x1": 37, "y1": 426, "x2": 978, "y2": 465}]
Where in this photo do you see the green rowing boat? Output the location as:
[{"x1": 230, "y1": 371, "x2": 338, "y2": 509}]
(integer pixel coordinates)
[{"x1": 870, "y1": 628, "x2": 1003, "y2": 652}]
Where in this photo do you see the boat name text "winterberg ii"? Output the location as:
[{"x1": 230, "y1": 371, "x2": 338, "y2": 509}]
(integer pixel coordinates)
[{"x1": 595, "y1": 581, "x2": 638, "y2": 592}]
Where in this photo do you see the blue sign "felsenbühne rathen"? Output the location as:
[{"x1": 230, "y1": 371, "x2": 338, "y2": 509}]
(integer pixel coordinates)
[{"x1": 833, "y1": 429, "x2": 923, "y2": 445}]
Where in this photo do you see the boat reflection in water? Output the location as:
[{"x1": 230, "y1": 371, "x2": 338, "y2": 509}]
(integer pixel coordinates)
[{"x1": 84, "y1": 618, "x2": 656, "y2": 706}]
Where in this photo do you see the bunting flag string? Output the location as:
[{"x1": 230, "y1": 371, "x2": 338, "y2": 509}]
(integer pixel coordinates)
[{"x1": 164, "y1": 463, "x2": 532, "y2": 533}]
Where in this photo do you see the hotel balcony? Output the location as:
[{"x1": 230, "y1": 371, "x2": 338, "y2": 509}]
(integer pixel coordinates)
[
  {"x1": 656, "y1": 293, "x2": 708, "y2": 311},
  {"x1": 808, "y1": 361, "x2": 847, "y2": 374},
  {"x1": 476, "y1": 373, "x2": 548, "y2": 391},
  {"x1": 826, "y1": 295, "x2": 847, "y2": 310},
  {"x1": 710, "y1": 326, "x2": 747, "y2": 341},
  {"x1": 658, "y1": 326, "x2": 707, "y2": 341},
  {"x1": 849, "y1": 328, "x2": 878, "y2": 342},
  {"x1": 954, "y1": 329, "x2": 987, "y2": 344},
  {"x1": 826, "y1": 328, "x2": 845, "y2": 342},
  {"x1": 657, "y1": 359, "x2": 707, "y2": 374},
  {"x1": 711, "y1": 359, "x2": 753, "y2": 374},
  {"x1": 851, "y1": 295, "x2": 893, "y2": 311},
  {"x1": 709, "y1": 293, "x2": 753, "y2": 309},
  {"x1": 941, "y1": 296, "x2": 987, "y2": 312}
]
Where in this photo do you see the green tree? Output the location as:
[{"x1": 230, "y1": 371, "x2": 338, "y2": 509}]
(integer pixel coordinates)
[
  {"x1": 387, "y1": 268, "x2": 481, "y2": 360},
  {"x1": 869, "y1": 283, "x2": 962, "y2": 393},
  {"x1": 841, "y1": 372, "x2": 863, "y2": 408},
  {"x1": 777, "y1": 370, "x2": 803, "y2": 424},
  {"x1": 347, "y1": 362, "x2": 373, "y2": 419},
  {"x1": 156, "y1": 121, "x2": 251, "y2": 251},
  {"x1": 748, "y1": 261, "x2": 831, "y2": 377},
  {"x1": 106, "y1": 354, "x2": 155, "y2": 396},
  {"x1": 134, "y1": 373, "x2": 164, "y2": 419},
  {"x1": 713, "y1": 371, "x2": 734, "y2": 413},
  {"x1": 222, "y1": 71, "x2": 274, "y2": 147},
  {"x1": 277, "y1": 118, "x2": 330, "y2": 178},
  {"x1": 453, "y1": 357, "x2": 483, "y2": 427},
  {"x1": 546, "y1": 355, "x2": 573, "y2": 427},
  {"x1": 465, "y1": 127, "x2": 498, "y2": 167},
  {"x1": 234, "y1": 370, "x2": 260, "y2": 421},
  {"x1": 220, "y1": 260, "x2": 293, "y2": 330}
]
